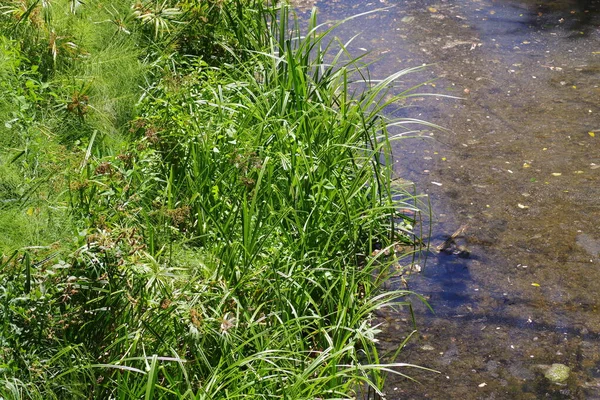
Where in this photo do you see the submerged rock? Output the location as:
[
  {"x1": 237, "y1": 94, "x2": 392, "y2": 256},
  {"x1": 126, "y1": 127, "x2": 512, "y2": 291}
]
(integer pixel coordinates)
[{"x1": 543, "y1": 364, "x2": 571, "y2": 384}]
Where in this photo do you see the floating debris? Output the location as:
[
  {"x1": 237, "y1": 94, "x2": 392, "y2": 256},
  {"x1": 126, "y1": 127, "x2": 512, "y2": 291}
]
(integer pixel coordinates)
[{"x1": 435, "y1": 225, "x2": 469, "y2": 257}]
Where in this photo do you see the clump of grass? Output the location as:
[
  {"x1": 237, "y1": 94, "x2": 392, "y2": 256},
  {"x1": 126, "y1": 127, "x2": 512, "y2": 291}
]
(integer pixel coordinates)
[{"x1": 0, "y1": 1, "x2": 431, "y2": 398}]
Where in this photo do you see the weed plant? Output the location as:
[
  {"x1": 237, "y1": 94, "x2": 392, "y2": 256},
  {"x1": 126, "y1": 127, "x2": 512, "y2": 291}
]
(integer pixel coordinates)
[{"x1": 0, "y1": 1, "x2": 430, "y2": 398}]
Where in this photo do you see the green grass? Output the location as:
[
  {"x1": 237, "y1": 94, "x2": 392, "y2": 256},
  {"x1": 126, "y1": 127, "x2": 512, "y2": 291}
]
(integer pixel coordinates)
[{"x1": 0, "y1": 1, "x2": 432, "y2": 398}]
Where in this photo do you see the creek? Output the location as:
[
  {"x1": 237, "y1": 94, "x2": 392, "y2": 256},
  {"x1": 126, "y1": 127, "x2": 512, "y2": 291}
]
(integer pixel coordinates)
[{"x1": 292, "y1": 0, "x2": 600, "y2": 398}]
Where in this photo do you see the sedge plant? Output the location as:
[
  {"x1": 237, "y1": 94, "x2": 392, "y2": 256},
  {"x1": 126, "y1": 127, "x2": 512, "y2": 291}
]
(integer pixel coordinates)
[{"x1": 0, "y1": 1, "x2": 434, "y2": 398}]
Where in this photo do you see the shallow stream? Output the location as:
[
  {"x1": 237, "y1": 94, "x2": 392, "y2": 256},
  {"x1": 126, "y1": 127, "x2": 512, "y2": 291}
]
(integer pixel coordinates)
[{"x1": 293, "y1": 0, "x2": 600, "y2": 398}]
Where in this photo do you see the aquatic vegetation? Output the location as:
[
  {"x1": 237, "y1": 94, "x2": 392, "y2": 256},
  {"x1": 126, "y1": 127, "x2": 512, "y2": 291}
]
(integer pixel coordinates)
[
  {"x1": 0, "y1": 1, "x2": 428, "y2": 398},
  {"x1": 543, "y1": 364, "x2": 571, "y2": 384}
]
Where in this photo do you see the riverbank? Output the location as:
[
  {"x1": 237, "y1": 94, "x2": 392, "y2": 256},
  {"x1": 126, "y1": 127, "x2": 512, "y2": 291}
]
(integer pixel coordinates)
[{"x1": 0, "y1": 1, "x2": 426, "y2": 398}]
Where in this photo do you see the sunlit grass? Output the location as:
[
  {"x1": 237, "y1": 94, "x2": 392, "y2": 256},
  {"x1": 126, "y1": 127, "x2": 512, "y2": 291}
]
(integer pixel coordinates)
[{"x1": 0, "y1": 1, "x2": 432, "y2": 398}]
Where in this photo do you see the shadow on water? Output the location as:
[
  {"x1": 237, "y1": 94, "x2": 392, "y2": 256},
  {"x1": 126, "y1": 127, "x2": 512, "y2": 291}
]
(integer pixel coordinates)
[
  {"x1": 456, "y1": 0, "x2": 600, "y2": 39},
  {"x1": 425, "y1": 253, "x2": 474, "y2": 305}
]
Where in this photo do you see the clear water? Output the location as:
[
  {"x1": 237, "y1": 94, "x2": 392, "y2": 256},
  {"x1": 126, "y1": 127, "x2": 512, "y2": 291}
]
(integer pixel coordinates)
[{"x1": 293, "y1": 0, "x2": 600, "y2": 398}]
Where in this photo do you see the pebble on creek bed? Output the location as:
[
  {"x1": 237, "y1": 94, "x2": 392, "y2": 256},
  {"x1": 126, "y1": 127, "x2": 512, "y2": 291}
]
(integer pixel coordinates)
[{"x1": 542, "y1": 363, "x2": 571, "y2": 384}]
